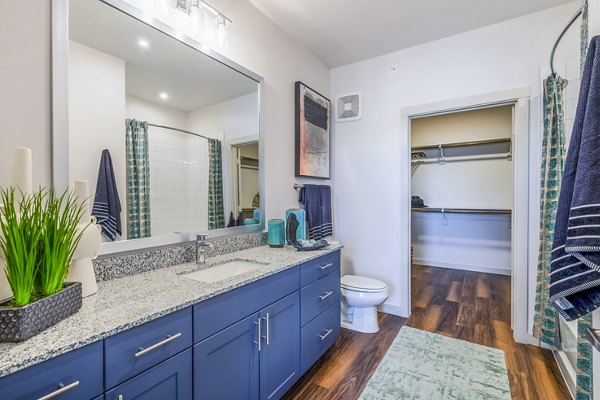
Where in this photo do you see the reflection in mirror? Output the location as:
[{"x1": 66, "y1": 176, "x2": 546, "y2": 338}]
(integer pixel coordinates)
[{"x1": 68, "y1": 0, "x2": 260, "y2": 242}]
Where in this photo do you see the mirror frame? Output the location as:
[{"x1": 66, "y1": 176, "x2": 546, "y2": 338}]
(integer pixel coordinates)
[{"x1": 51, "y1": 0, "x2": 265, "y2": 256}]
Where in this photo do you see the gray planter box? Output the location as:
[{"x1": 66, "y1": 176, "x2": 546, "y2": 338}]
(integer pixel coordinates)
[{"x1": 0, "y1": 282, "x2": 82, "y2": 342}]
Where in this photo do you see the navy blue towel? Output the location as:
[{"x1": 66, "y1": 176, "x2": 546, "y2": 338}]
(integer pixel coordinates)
[
  {"x1": 299, "y1": 184, "x2": 332, "y2": 240},
  {"x1": 550, "y1": 36, "x2": 600, "y2": 321},
  {"x1": 92, "y1": 149, "x2": 122, "y2": 241}
]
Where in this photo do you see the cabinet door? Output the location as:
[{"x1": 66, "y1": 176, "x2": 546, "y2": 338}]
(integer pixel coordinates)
[
  {"x1": 194, "y1": 314, "x2": 260, "y2": 400},
  {"x1": 259, "y1": 291, "x2": 301, "y2": 400},
  {"x1": 105, "y1": 349, "x2": 192, "y2": 400}
]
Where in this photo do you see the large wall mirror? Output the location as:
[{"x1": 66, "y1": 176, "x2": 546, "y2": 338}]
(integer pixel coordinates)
[{"x1": 53, "y1": 0, "x2": 263, "y2": 254}]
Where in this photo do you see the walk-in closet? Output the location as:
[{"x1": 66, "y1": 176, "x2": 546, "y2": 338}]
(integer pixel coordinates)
[{"x1": 410, "y1": 105, "x2": 515, "y2": 336}]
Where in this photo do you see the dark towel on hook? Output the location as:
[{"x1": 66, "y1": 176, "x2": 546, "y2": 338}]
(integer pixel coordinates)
[
  {"x1": 550, "y1": 36, "x2": 600, "y2": 321},
  {"x1": 299, "y1": 184, "x2": 332, "y2": 240},
  {"x1": 92, "y1": 149, "x2": 122, "y2": 241}
]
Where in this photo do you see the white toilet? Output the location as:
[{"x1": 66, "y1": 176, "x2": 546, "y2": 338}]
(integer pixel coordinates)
[{"x1": 340, "y1": 275, "x2": 389, "y2": 333}]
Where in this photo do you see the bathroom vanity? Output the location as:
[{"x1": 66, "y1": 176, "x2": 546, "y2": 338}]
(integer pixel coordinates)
[{"x1": 0, "y1": 246, "x2": 341, "y2": 400}]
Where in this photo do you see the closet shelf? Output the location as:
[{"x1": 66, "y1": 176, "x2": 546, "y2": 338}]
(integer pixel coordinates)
[
  {"x1": 411, "y1": 137, "x2": 512, "y2": 164},
  {"x1": 411, "y1": 138, "x2": 511, "y2": 152},
  {"x1": 411, "y1": 207, "x2": 511, "y2": 215}
]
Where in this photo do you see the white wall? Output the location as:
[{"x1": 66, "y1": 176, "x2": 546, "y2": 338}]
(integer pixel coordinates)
[
  {"x1": 69, "y1": 41, "x2": 127, "y2": 238},
  {"x1": 187, "y1": 92, "x2": 258, "y2": 141},
  {"x1": 330, "y1": 1, "x2": 581, "y2": 317},
  {"x1": 411, "y1": 106, "x2": 513, "y2": 275},
  {"x1": 0, "y1": 0, "x2": 52, "y2": 188}
]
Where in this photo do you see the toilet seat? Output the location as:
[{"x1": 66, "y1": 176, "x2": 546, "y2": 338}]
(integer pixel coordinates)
[{"x1": 341, "y1": 275, "x2": 387, "y2": 293}]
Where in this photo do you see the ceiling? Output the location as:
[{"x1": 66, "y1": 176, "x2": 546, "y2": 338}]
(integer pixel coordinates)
[
  {"x1": 70, "y1": 0, "x2": 258, "y2": 112},
  {"x1": 248, "y1": 0, "x2": 576, "y2": 68}
]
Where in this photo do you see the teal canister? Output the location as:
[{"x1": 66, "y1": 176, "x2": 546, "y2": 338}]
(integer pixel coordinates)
[
  {"x1": 268, "y1": 219, "x2": 285, "y2": 248},
  {"x1": 285, "y1": 208, "x2": 306, "y2": 244}
]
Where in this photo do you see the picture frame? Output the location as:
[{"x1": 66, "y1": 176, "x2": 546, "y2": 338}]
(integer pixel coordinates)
[{"x1": 295, "y1": 81, "x2": 331, "y2": 179}]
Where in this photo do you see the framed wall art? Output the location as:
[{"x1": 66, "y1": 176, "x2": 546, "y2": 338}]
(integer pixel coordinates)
[{"x1": 295, "y1": 81, "x2": 331, "y2": 179}]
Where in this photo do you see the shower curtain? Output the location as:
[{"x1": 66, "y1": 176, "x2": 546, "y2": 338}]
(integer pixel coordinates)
[
  {"x1": 126, "y1": 119, "x2": 151, "y2": 239},
  {"x1": 533, "y1": 73, "x2": 567, "y2": 348},
  {"x1": 534, "y1": 3, "x2": 592, "y2": 398},
  {"x1": 208, "y1": 138, "x2": 225, "y2": 230}
]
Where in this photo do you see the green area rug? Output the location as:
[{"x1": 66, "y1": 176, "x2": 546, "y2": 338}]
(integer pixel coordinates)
[{"x1": 360, "y1": 326, "x2": 511, "y2": 400}]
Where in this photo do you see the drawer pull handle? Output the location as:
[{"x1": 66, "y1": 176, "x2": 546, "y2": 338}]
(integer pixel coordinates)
[
  {"x1": 319, "y1": 291, "x2": 334, "y2": 301},
  {"x1": 37, "y1": 381, "x2": 80, "y2": 400},
  {"x1": 319, "y1": 263, "x2": 333, "y2": 271},
  {"x1": 319, "y1": 329, "x2": 333, "y2": 341},
  {"x1": 262, "y1": 313, "x2": 270, "y2": 346},
  {"x1": 135, "y1": 332, "x2": 182, "y2": 358},
  {"x1": 254, "y1": 319, "x2": 262, "y2": 352}
]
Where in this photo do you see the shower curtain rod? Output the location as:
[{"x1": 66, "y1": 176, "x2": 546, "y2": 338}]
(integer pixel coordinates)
[
  {"x1": 550, "y1": 6, "x2": 583, "y2": 74},
  {"x1": 147, "y1": 123, "x2": 211, "y2": 141}
]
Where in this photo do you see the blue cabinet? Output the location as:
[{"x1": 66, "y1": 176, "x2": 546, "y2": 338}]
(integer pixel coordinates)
[
  {"x1": 194, "y1": 292, "x2": 300, "y2": 400},
  {"x1": 105, "y1": 348, "x2": 192, "y2": 400},
  {"x1": 259, "y1": 292, "x2": 301, "y2": 400},
  {"x1": 0, "y1": 341, "x2": 103, "y2": 400},
  {"x1": 193, "y1": 314, "x2": 260, "y2": 400},
  {"x1": 1, "y1": 251, "x2": 341, "y2": 400}
]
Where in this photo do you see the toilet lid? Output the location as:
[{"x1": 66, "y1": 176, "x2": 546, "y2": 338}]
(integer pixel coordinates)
[{"x1": 341, "y1": 275, "x2": 387, "y2": 292}]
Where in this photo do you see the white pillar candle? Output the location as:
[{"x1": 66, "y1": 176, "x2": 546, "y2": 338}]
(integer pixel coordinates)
[{"x1": 9, "y1": 147, "x2": 33, "y2": 194}]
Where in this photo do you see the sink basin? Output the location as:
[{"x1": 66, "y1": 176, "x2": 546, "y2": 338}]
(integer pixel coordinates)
[{"x1": 182, "y1": 260, "x2": 265, "y2": 283}]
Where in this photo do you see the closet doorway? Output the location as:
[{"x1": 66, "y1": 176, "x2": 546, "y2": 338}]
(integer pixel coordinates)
[{"x1": 401, "y1": 88, "x2": 531, "y2": 343}]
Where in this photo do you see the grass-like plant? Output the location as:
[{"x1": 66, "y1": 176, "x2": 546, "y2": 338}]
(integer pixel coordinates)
[
  {"x1": 36, "y1": 189, "x2": 88, "y2": 296},
  {"x1": 0, "y1": 189, "x2": 44, "y2": 307}
]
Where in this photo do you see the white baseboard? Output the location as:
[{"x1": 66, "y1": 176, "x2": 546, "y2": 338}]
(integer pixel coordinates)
[
  {"x1": 412, "y1": 258, "x2": 511, "y2": 276},
  {"x1": 553, "y1": 350, "x2": 576, "y2": 399}
]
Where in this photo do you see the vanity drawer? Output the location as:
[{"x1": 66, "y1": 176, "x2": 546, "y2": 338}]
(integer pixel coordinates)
[
  {"x1": 0, "y1": 341, "x2": 103, "y2": 400},
  {"x1": 300, "y1": 251, "x2": 340, "y2": 287},
  {"x1": 104, "y1": 307, "x2": 192, "y2": 389},
  {"x1": 105, "y1": 349, "x2": 192, "y2": 400},
  {"x1": 301, "y1": 270, "x2": 340, "y2": 326},
  {"x1": 300, "y1": 301, "x2": 340, "y2": 375},
  {"x1": 193, "y1": 266, "x2": 299, "y2": 343}
]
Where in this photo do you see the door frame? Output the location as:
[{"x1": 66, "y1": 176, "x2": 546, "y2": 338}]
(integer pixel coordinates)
[{"x1": 399, "y1": 87, "x2": 533, "y2": 344}]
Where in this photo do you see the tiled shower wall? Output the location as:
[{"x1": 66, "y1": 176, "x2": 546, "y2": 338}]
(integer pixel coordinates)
[{"x1": 148, "y1": 128, "x2": 208, "y2": 236}]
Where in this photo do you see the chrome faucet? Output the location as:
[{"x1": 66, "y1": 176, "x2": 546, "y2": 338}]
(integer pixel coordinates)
[{"x1": 195, "y1": 234, "x2": 212, "y2": 265}]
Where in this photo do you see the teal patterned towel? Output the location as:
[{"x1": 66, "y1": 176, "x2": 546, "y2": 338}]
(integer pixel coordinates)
[{"x1": 360, "y1": 327, "x2": 511, "y2": 400}]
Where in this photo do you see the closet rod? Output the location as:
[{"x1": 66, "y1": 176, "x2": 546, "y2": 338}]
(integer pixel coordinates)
[
  {"x1": 410, "y1": 152, "x2": 511, "y2": 164},
  {"x1": 550, "y1": 6, "x2": 583, "y2": 74},
  {"x1": 411, "y1": 137, "x2": 511, "y2": 152},
  {"x1": 147, "y1": 123, "x2": 211, "y2": 141},
  {"x1": 411, "y1": 207, "x2": 511, "y2": 215}
]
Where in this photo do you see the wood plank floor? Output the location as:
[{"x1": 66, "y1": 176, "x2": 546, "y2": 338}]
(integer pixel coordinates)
[{"x1": 283, "y1": 265, "x2": 571, "y2": 400}]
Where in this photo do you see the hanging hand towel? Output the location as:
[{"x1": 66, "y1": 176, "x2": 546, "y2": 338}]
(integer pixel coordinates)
[
  {"x1": 550, "y1": 36, "x2": 600, "y2": 321},
  {"x1": 299, "y1": 184, "x2": 332, "y2": 241},
  {"x1": 92, "y1": 149, "x2": 122, "y2": 241}
]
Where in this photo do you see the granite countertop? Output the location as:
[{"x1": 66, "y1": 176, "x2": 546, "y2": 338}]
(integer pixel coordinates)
[{"x1": 0, "y1": 244, "x2": 342, "y2": 377}]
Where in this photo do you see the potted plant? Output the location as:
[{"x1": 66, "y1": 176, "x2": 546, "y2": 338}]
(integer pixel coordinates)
[{"x1": 0, "y1": 188, "x2": 88, "y2": 342}]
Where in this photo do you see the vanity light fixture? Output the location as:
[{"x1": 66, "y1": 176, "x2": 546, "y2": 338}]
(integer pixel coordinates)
[
  {"x1": 138, "y1": 39, "x2": 150, "y2": 48},
  {"x1": 159, "y1": 92, "x2": 169, "y2": 100},
  {"x1": 174, "y1": 0, "x2": 231, "y2": 48}
]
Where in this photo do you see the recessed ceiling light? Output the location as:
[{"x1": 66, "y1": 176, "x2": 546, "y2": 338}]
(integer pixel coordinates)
[
  {"x1": 138, "y1": 39, "x2": 149, "y2": 48},
  {"x1": 159, "y1": 92, "x2": 169, "y2": 100}
]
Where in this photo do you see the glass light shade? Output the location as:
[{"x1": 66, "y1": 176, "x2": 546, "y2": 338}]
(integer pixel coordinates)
[
  {"x1": 154, "y1": 0, "x2": 176, "y2": 15},
  {"x1": 216, "y1": 15, "x2": 228, "y2": 49}
]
